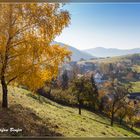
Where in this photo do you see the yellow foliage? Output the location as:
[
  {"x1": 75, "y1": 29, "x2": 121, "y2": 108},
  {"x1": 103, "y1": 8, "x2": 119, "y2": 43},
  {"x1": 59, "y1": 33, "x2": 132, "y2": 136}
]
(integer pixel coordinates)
[{"x1": 0, "y1": 3, "x2": 71, "y2": 91}]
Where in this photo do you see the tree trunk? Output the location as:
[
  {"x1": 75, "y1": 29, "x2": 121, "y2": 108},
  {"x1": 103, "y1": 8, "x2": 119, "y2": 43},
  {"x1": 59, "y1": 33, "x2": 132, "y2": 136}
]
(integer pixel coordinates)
[
  {"x1": 119, "y1": 118, "x2": 123, "y2": 125},
  {"x1": 77, "y1": 94, "x2": 82, "y2": 115},
  {"x1": 1, "y1": 76, "x2": 8, "y2": 108},
  {"x1": 119, "y1": 115, "x2": 125, "y2": 125},
  {"x1": 111, "y1": 111, "x2": 114, "y2": 126},
  {"x1": 99, "y1": 99, "x2": 103, "y2": 113},
  {"x1": 48, "y1": 86, "x2": 52, "y2": 98},
  {"x1": 78, "y1": 103, "x2": 81, "y2": 115},
  {"x1": 131, "y1": 123, "x2": 134, "y2": 130}
]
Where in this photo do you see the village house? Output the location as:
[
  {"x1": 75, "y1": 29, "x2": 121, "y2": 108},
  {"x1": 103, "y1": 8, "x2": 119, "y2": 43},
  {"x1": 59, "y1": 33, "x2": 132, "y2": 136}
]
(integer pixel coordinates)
[{"x1": 94, "y1": 72, "x2": 103, "y2": 83}]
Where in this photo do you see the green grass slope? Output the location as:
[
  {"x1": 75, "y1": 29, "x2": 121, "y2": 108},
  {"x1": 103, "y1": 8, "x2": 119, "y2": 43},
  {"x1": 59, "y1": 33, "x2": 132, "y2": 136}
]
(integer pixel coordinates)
[
  {"x1": 0, "y1": 86, "x2": 139, "y2": 137},
  {"x1": 131, "y1": 81, "x2": 140, "y2": 92}
]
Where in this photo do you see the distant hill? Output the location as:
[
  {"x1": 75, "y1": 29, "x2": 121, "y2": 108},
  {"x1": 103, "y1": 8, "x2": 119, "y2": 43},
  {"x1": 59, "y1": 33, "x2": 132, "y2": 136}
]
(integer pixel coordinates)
[
  {"x1": 84, "y1": 47, "x2": 140, "y2": 57},
  {"x1": 53, "y1": 42, "x2": 94, "y2": 61}
]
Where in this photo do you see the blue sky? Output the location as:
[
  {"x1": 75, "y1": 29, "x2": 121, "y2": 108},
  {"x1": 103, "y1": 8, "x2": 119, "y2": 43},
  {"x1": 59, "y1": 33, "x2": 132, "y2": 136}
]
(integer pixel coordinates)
[{"x1": 55, "y1": 4, "x2": 140, "y2": 50}]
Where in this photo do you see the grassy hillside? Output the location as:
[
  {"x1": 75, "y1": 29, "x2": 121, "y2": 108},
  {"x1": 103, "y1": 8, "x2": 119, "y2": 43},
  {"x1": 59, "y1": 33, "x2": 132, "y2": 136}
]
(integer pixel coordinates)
[
  {"x1": 132, "y1": 65, "x2": 140, "y2": 73},
  {"x1": 0, "y1": 86, "x2": 140, "y2": 137},
  {"x1": 131, "y1": 81, "x2": 140, "y2": 92},
  {"x1": 79, "y1": 53, "x2": 140, "y2": 64},
  {"x1": 78, "y1": 55, "x2": 130, "y2": 64}
]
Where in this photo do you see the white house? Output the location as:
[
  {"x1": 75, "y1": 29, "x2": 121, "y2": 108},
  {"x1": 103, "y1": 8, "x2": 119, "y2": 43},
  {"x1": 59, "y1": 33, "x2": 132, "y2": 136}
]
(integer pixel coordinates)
[{"x1": 94, "y1": 72, "x2": 103, "y2": 83}]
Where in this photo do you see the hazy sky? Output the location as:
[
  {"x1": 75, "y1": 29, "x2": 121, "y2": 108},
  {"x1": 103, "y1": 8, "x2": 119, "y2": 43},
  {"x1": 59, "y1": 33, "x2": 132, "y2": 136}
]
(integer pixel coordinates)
[{"x1": 55, "y1": 3, "x2": 140, "y2": 50}]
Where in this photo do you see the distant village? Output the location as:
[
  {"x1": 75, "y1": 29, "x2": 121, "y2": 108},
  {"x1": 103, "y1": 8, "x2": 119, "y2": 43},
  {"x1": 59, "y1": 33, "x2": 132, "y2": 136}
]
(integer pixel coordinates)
[{"x1": 59, "y1": 59, "x2": 140, "y2": 103}]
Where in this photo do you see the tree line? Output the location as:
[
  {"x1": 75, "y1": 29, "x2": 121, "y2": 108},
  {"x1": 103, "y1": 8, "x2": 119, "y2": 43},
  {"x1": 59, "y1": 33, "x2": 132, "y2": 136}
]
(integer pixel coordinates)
[{"x1": 44, "y1": 69, "x2": 140, "y2": 128}]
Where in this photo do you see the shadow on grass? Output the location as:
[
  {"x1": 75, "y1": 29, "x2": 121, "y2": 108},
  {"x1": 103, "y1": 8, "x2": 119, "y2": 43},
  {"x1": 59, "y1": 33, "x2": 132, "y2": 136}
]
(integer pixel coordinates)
[
  {"x1": 28, "y1": 91, "x2": 140, "y2": 136},
  {"x1": 91, "y1": 112, "x2": 140, "y2": 136},
  {"x1": 85, "y1": 116, "x2": 109, "y2": 126},
  {"x1": 118, "y1": 123, "x2": 140, "y2": 136},
  {"x1": 0, "y1": 103, "x2": 62, "y2": 136},
  {"x1": 88, "y1": 114, "x2": 140, "y2": 136}
]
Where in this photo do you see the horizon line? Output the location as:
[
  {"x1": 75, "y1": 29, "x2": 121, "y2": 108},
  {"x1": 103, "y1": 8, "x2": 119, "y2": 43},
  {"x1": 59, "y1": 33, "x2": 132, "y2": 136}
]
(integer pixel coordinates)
[{"x1": 55, "y1": 41, "x2": 140, "y2": 51}]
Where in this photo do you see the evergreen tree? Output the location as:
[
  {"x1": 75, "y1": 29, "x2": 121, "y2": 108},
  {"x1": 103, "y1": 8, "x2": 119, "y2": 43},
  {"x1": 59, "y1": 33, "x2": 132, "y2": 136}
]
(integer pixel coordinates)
[
  {"x1": 61, "y1": 70, "x2": 69, "y2": 90},
  {"x1": 90, "y1": 74, "x2": 99, "y2": 110}
]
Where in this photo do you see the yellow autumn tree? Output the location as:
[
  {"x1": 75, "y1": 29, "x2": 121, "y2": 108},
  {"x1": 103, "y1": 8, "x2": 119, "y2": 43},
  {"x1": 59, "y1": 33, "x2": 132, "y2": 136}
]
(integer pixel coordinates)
[{"x1": 0, "y1": 3, "x2": 71, "y2": 108}]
